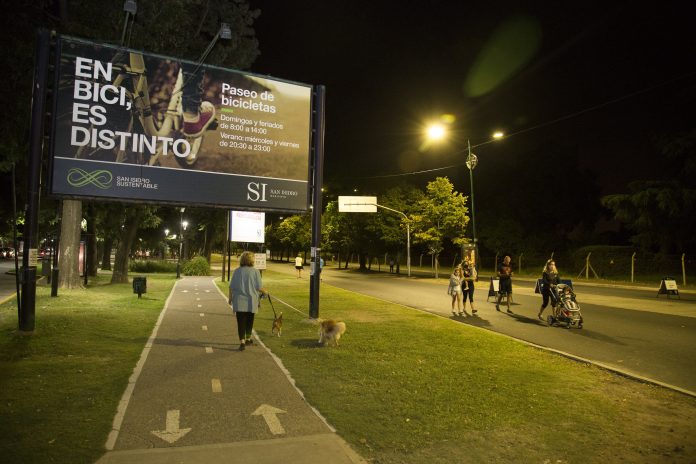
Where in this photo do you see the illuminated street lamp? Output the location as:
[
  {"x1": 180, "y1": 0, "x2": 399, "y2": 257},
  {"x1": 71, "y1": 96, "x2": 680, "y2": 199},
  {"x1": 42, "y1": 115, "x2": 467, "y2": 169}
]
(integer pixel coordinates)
[
  {"x1": 181, "y1": 220, "x2": 189, "y2": 260},
  {"x1": 425, "y1": 122, "x2": 504, "y2": 257},
  {"x1": 466, "y1": 131, "x2": 504, "y2": 251},
  {"x1": 163, "y1": 228, "x2": 169, "y2": 259}
]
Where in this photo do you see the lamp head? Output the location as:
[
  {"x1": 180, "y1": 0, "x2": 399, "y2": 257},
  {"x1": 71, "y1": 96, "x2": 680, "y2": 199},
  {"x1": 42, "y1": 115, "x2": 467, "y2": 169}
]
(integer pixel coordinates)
[
  {"x1": 220, "y1": 23, "x2": 232, "y2": 40},
  {"x1": 123, "y1": 0, "x2": 137, "y2": 14}
]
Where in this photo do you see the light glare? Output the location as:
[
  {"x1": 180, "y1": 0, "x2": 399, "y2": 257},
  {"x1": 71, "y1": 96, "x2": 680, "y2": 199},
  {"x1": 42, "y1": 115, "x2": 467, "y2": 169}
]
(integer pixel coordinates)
[{"x1": 427, "y1": 124, "x2": 446, "y2": 141}]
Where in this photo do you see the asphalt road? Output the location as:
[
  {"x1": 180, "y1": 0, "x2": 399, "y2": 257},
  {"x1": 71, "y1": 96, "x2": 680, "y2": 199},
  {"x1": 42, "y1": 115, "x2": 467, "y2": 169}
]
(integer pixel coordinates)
[{"x1": 275, "y1": 263, "x2": 696, "y2": 394}]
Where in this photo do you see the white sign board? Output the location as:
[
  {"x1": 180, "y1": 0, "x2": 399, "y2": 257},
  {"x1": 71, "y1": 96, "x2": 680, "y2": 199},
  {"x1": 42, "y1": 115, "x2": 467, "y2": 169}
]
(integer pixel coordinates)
[
  {"x1": 28, "y1": 248, "x2": 38, "y2": 267},
  {"x1": 254, "y1": 253, "x2": 267, "y2": 270},
  {"x1": 338, "y1": 196, "x2": 377, "y2": 213},
  {"x1": 664, "y1": 280, "x2": 678, "y2": 291},
  {"x1": 230, "y1": 211, "x2": 265, "y2": 243}
]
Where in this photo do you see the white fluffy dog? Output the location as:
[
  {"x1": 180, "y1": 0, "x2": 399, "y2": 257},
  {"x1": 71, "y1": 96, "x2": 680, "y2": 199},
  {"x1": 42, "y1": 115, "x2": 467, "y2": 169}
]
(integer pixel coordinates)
[{"x1": 318, "y1": 319, "x2": 346, "y2": 346}]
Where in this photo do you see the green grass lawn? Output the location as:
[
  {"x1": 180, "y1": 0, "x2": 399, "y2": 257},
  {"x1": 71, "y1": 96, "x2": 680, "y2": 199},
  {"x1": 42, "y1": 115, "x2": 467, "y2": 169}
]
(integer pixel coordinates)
[
  {"x1": 0, "y1": 273, "x2": 175, "y2": 464},
  {"x1": 1, "y1": 270, "x2": 694, "y2": 463},
  {"x1": 221, "y1": 272, "x2": 696, "y2": 463}
]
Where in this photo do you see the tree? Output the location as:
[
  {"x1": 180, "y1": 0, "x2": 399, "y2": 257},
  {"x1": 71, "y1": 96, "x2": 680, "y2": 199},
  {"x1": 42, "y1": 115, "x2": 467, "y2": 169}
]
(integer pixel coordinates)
[
  {"x1": 602, "y1": 180, "x2": 696, "y2": 253},
  {"x1": 276, "y1": 215, "x2": 311, "y2": 259},
  {"x1": 411, "y1": 177, "x2": 469, "y2": 277},
  {"x1": 370, "y1": 185, "x2": 424, "y2": 271},
  {"x1": 602, "y1": 130, "x2": 696, "y2": 253},
  {"x1": 58, "y1": 200, "x2": 82, "y2": 288},
  {"x1": 322, "y1": 201, "x2": 352, "y2": 267},
  {"x1": 111, "y1": 205, "x2": 161, "y2": 284}
]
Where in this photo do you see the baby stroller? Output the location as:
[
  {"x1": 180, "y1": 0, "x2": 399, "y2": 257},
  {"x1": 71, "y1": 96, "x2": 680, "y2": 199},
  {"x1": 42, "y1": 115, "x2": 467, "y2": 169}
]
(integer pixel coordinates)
[{"x1": 547, "y1": 283, "x2": 583, "y2": 329}]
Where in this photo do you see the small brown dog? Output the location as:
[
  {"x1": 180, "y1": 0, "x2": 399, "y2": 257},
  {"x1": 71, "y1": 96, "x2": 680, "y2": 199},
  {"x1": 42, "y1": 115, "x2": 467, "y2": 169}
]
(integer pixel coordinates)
[
  {"x1": 318, "y1": 319, "x2": 346, "y2": 346},
  {"x1": 271, "y1": 312, "x2": 283, "y2": 337}
]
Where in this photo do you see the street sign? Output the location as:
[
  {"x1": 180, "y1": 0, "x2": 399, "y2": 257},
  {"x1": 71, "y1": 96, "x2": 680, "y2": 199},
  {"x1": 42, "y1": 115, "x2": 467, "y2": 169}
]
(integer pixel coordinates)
[
  {"x1": 338, "y1": 196, "x2": 377, "y2": 212},
  {"x1": 657, "y1": 279, "x2": 680, "y2": 298},
  {"x1": 254, "y1": 253, "x2": 267, "y2": 270}
]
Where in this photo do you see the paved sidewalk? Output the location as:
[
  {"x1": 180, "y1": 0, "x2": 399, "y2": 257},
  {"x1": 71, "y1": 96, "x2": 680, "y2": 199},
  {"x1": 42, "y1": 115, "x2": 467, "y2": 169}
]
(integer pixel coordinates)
[{"x1": 95, "y1": 276, "x2": 365, "y2": 464}]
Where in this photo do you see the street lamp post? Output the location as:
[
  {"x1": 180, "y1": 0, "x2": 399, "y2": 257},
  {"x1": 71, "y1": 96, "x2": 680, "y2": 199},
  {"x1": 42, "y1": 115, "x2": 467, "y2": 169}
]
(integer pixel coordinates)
[
  {"x1": 425, "y1": 122, "x2": 503, "y2": 266},
  {"x1": 176, "y1": 208, "x2": 185, "y2": 278},
  {"x1": 465, "y1": 138, "x2": 478, "y2": 248}
]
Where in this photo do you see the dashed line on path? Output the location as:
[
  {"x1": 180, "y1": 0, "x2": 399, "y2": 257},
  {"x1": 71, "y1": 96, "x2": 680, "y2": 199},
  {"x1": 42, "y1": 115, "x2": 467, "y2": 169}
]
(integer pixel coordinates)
[
  {"x1": 212, "y1": 378, "x2": 222, "y2": 393},
  {"x1": 202, "y1": 325, "x2": 208, "y2": 331},
  {"x1": 205, "y1": 346, "x2": 213, "y2": 353},
  {"x1": 199, "y1": 313, "x2": 204, "y2": 317}
]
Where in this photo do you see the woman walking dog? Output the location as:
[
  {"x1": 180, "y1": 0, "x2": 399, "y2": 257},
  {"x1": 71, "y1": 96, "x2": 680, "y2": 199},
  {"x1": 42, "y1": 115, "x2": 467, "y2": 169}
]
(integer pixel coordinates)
[{"x1": 229, "y1": 251, "x2": 267, "y2": 351}]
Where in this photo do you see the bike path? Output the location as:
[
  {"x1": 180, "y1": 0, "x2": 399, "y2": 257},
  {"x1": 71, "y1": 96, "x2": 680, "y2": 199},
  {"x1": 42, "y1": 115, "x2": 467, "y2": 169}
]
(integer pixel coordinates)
[{"x1": 96, "y1": 276, "x2": 364, "y2": 464}]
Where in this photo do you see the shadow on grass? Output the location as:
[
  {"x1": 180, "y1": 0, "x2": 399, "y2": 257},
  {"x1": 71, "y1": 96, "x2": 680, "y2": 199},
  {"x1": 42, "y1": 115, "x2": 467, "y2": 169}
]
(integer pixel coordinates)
[{"x1": 290, "y1": 338, "x2": 324, "y2": 349}]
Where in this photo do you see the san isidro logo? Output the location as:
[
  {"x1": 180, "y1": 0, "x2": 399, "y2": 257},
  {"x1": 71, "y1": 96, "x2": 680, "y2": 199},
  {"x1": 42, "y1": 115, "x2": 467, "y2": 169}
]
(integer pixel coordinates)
[
  {"x1": 247, "y1": 182, "x2": 268, "y2": 202},
  {"x1": 67, "y1": 168, "x2": 113, "y2": 189}
]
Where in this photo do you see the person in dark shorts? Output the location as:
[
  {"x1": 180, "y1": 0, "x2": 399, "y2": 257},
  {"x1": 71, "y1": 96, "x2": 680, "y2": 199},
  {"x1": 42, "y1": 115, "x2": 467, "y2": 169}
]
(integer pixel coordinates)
[
  {"x1": 294, "y1": 253, "x2": 304, "y2": 278},
  {"x1": 496, "y1": 255, "x2": 513, "y2": 313},
  {"x1": 461, "y1": 256, "x2": 477, "y2": 314},
  {"x1": 538, "y1": 259, "x2": 559, "y2": 320}
]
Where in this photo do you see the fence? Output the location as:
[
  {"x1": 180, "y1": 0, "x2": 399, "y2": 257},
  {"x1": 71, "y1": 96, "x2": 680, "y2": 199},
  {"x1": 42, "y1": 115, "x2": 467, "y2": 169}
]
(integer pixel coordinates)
[
  {"x1": 480, "y1": 248, "x2": 693, "y2": 286},
  {"x1": 275, "y1": 247, "x2": 693, "y2": 286}
]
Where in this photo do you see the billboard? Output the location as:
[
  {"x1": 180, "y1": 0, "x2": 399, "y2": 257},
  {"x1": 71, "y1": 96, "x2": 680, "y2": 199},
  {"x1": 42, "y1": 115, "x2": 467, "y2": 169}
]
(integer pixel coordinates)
[
  {"x1": 49, "y1": 35, "x2": 313, "y2": 211},
  {"x1": 229, "y1": 211, "x2": 265, "y2": 243}
]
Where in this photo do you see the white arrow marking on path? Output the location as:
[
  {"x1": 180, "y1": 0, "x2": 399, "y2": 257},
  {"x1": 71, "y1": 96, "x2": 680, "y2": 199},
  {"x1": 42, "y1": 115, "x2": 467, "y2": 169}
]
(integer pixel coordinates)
[
  {"x1": 151, "y1": 410, "x2": 191, "y2": 444},
  {"x1": 252, "y1": 404, "x2": 287, "y2": 435}
]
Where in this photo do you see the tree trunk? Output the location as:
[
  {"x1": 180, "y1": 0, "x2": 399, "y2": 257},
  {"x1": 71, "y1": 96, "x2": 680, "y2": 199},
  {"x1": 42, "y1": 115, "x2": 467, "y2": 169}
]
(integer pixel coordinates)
[
  {"x1": 359, "y1": 253, "x2": 367, "y2": 270},
  {"x1": 58, "y1": 199, "x2": 83, "y2": 289},
  {"x1": 86, "y1": 203, "x2": 98, "y2": 276},
  {"x1": 203, "y1": 225, "x2": 214, "y2": 261},
  {"x1": 111, "y1": 209, "x2": 144, "y2": 284},
  {"x1": 101, "y1": 236, "x2": 113, "y2": 270}
]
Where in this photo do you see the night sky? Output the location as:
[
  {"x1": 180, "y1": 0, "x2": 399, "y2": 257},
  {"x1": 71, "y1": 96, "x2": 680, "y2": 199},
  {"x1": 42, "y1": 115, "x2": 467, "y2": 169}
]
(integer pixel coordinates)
[{"x1": 249, "y1": 1, "x2": 696, "y2": 196}]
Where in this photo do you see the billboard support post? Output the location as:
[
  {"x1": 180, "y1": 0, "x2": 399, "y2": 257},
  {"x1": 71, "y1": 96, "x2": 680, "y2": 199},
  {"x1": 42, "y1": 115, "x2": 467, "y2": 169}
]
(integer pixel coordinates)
[
  {"x1": 309, "y1": 85, "x2": 326, "y2": 319},
  {"x1": 20, "y1": 29, "x2": 51, "y2": 333},
  {"x1": 223, "y1": 210, "x2": 230, "y2": 281}
]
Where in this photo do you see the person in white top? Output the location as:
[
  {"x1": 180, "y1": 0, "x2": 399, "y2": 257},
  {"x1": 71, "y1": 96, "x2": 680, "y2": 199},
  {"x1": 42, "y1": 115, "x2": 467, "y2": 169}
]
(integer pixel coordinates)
[{"x1": 294, "y1": 253, "x2": 304, "y2": 278}]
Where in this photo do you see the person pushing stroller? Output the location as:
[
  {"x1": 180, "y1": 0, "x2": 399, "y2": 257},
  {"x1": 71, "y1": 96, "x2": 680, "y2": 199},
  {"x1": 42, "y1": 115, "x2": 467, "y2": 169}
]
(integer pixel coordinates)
[{"x1": 538, "y1": 259, "x2": 559, "y2": 320}]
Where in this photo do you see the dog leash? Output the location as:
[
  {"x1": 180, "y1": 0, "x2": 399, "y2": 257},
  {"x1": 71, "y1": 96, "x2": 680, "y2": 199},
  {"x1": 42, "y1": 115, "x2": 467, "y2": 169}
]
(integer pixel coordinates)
[{"x1": 265, "y1": 293, "x2": 278, "y2": 319}]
